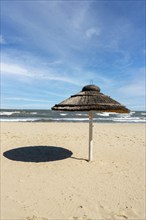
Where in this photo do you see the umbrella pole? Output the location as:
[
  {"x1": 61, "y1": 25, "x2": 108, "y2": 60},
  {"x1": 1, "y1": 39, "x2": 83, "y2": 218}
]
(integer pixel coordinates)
[{"x1": 89, "y1": 111, "x2": 93, "y2": 161}]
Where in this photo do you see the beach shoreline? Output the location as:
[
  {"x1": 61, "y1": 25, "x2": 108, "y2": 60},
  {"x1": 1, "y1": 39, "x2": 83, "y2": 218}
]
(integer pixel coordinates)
[
  {"x1": 1, "y1": 122, "x2": 145, "y2": 220},
  {"x1": 1, "y1": 109, "x2": 146, "y2": 123}
]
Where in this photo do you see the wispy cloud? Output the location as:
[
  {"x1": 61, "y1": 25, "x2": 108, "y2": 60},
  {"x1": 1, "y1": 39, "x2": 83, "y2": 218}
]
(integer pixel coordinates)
[
  {"x1": 4, "y1": 97, "x2": 53, "y2": 103},
  {"x1": 1, "y1": 60, "x2": 81, "y2": 86},
  {"x1": 71, "y1": 1, "x2": 91, "y2": 29},
  {"x1": 0, "y1": 35, "x2": 6, "y2": 44},
  {"x1": 1, "y1": 62, "x2": 30, "y2": 76},
  {"x1": 86, "y1": 27, "x2": 101, "y2": 38}
]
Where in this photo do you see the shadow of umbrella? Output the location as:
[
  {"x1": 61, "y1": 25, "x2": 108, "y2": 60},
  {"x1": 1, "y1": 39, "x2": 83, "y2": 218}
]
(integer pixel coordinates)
[{"x1": 3, "y1": 146, "x2": 73, "y2": 162}]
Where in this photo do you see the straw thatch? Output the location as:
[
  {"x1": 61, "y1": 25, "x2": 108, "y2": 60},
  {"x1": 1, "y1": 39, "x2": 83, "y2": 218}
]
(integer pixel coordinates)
[{"x1": 52, "y1": 85, "x2": 130, "y2": 113}]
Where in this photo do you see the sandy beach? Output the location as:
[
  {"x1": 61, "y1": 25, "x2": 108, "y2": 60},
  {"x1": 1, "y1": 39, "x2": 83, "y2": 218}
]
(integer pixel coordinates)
[{"x1": 1, "y1": 122, "x2": 145, "y2": 220}]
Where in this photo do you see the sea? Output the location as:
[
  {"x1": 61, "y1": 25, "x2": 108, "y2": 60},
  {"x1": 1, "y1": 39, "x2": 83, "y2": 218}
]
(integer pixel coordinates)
[{"x1": 0, "y1": 109, "x2": 146, "y2": 123}]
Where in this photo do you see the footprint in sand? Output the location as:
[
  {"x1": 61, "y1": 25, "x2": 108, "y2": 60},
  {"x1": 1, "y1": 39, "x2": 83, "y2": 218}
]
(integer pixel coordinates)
[
  {"x1": 98, "y1": 204, "x2": 138, "y2": 220},
  {"x1": 113, "y1": 208, "x2": 138, "y2": 220}
]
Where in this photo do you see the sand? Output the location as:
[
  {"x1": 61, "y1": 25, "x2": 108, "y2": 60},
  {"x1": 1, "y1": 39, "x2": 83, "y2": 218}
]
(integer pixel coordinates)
[{"x1": 1, "y1": 122, "x2": 145, "y2": 220}]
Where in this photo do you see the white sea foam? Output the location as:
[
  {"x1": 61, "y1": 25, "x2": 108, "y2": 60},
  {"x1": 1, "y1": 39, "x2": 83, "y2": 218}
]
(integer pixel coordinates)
[
  {"x1": 76, "y1": 113, "x2": 88, "y2": 116},
  {"x1": 30, "y1": 112, "x2": 37, "y2": 115},
  {"x1": 54, "y1": 118, "x2": 88, "y2": 121},
  {"x1": 113, "y1": 117, "x2": 146, "y2": 123},
  {"x1": 129, "y1": 111, "x2": 135, "y2": 115},
  {"x1": 96, "y1": 112, "x2": 110, "y2": 117},
  {"x1": 141, "y1": 112, "x2": 146, "y2": 116},
  {"x1": 113, "y1": 119, "x2": 146, "y2": 123},
  {"x1": 96, "y1": 112, "x2": 122, "y2": 117},
  {"x1": 0, "y1": 117, "x2": 89, "y2": 122},
  {"x1": 0, "y1": 111, "x2": 20, "y2": 116},
  {"x1": 0, "y1": 118, "x2": 38, "y2": 122}
]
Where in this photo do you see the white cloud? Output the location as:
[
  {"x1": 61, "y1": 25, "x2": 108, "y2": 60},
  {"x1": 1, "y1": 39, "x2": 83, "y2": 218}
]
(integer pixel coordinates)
[
  {"x1": 86, "y1": 28, "x2": 101, "y2": 38},
  {"x1": 1, "y1": 61, "x2": 81, "y2": 86},
  {"x1": 40, "y1": 74, "x2": 81, "y2": 86},
  {"x1": 4, "y1": 97, "x2": 53, "y2": 103},
  {"x1": 1, "y1": 62, "x2": 30, "y2": 76},
  {"x1": 71, "y1": 2, "x2": 91, "y2": 29}
]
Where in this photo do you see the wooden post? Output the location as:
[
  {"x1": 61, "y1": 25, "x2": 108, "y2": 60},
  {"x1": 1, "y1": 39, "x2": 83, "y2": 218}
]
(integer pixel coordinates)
[{"x1": 89, "y1": 111, "x2": 93, "y2": 162}]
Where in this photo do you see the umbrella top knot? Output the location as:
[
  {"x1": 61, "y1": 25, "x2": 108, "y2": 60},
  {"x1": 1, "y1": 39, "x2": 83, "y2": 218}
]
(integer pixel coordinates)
[{"x1": 82, "y1": 84, "x2": 100, "y2": 92}]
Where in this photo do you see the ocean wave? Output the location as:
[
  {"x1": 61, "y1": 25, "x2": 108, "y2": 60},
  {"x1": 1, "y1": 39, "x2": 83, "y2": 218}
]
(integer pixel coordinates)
[
  {"x1": 0, "y1": 117, "x2": 89, "y2": 122},
  {"x1": 96, "y1": 112, "x2": 110, "y2": 117},
  {"x1": 75, "y1": 113, "x2": 88, "y2": 116},
  {"x1": 0, "y1": 111, "x2": 21, "y2": 116},
  {"x1": 29, "y1": 112, "x2": 38, "y2": 115},
  {"x1": 113, "y1": 117, "x2": 146, "y2": 123},
  {"x1": 60, "y1": 113, "x2": 67, "y2": 116},
  {"x1": 1, "y1": 117, "x2": 145, "y2": 123},
  {"x1": 55, "y1": 118, "x2": 88, "y2": 121},
  {"x1": 129, "y1": 111, "x2": 135, "y2": 114},
  {"x1": 96, "y1": 112, "x2": 122, "y2": 117},
  {"x1": 0, "y1": 110, "x2": 145, "y2": 123},
  {"x1": 141, "y1": 112, "x2": 146, "y2": 116},
  {"x1": 0, "y1": 116, "x2": 41, "y2": 122}
]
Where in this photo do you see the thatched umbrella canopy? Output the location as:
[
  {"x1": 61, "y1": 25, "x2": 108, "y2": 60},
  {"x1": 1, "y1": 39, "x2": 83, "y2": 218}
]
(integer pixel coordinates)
[
  {"x1": 52, "y1": 84, "x2": 130, "y2": 161},
  {"x1": 52, "y1": 84, "x2": 129, "y2": 113}
]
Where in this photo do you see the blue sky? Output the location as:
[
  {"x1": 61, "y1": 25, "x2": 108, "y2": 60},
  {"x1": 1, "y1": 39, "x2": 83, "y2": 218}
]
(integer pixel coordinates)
[{"x1": 1, "y1": 0, "x2": 145, "y2": 110}]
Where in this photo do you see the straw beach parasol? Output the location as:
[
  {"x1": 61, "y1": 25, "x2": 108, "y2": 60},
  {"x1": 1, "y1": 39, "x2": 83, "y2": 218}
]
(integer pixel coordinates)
[{"x1": 52, "y1": 84, "x2": 130, "y2": 161}]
